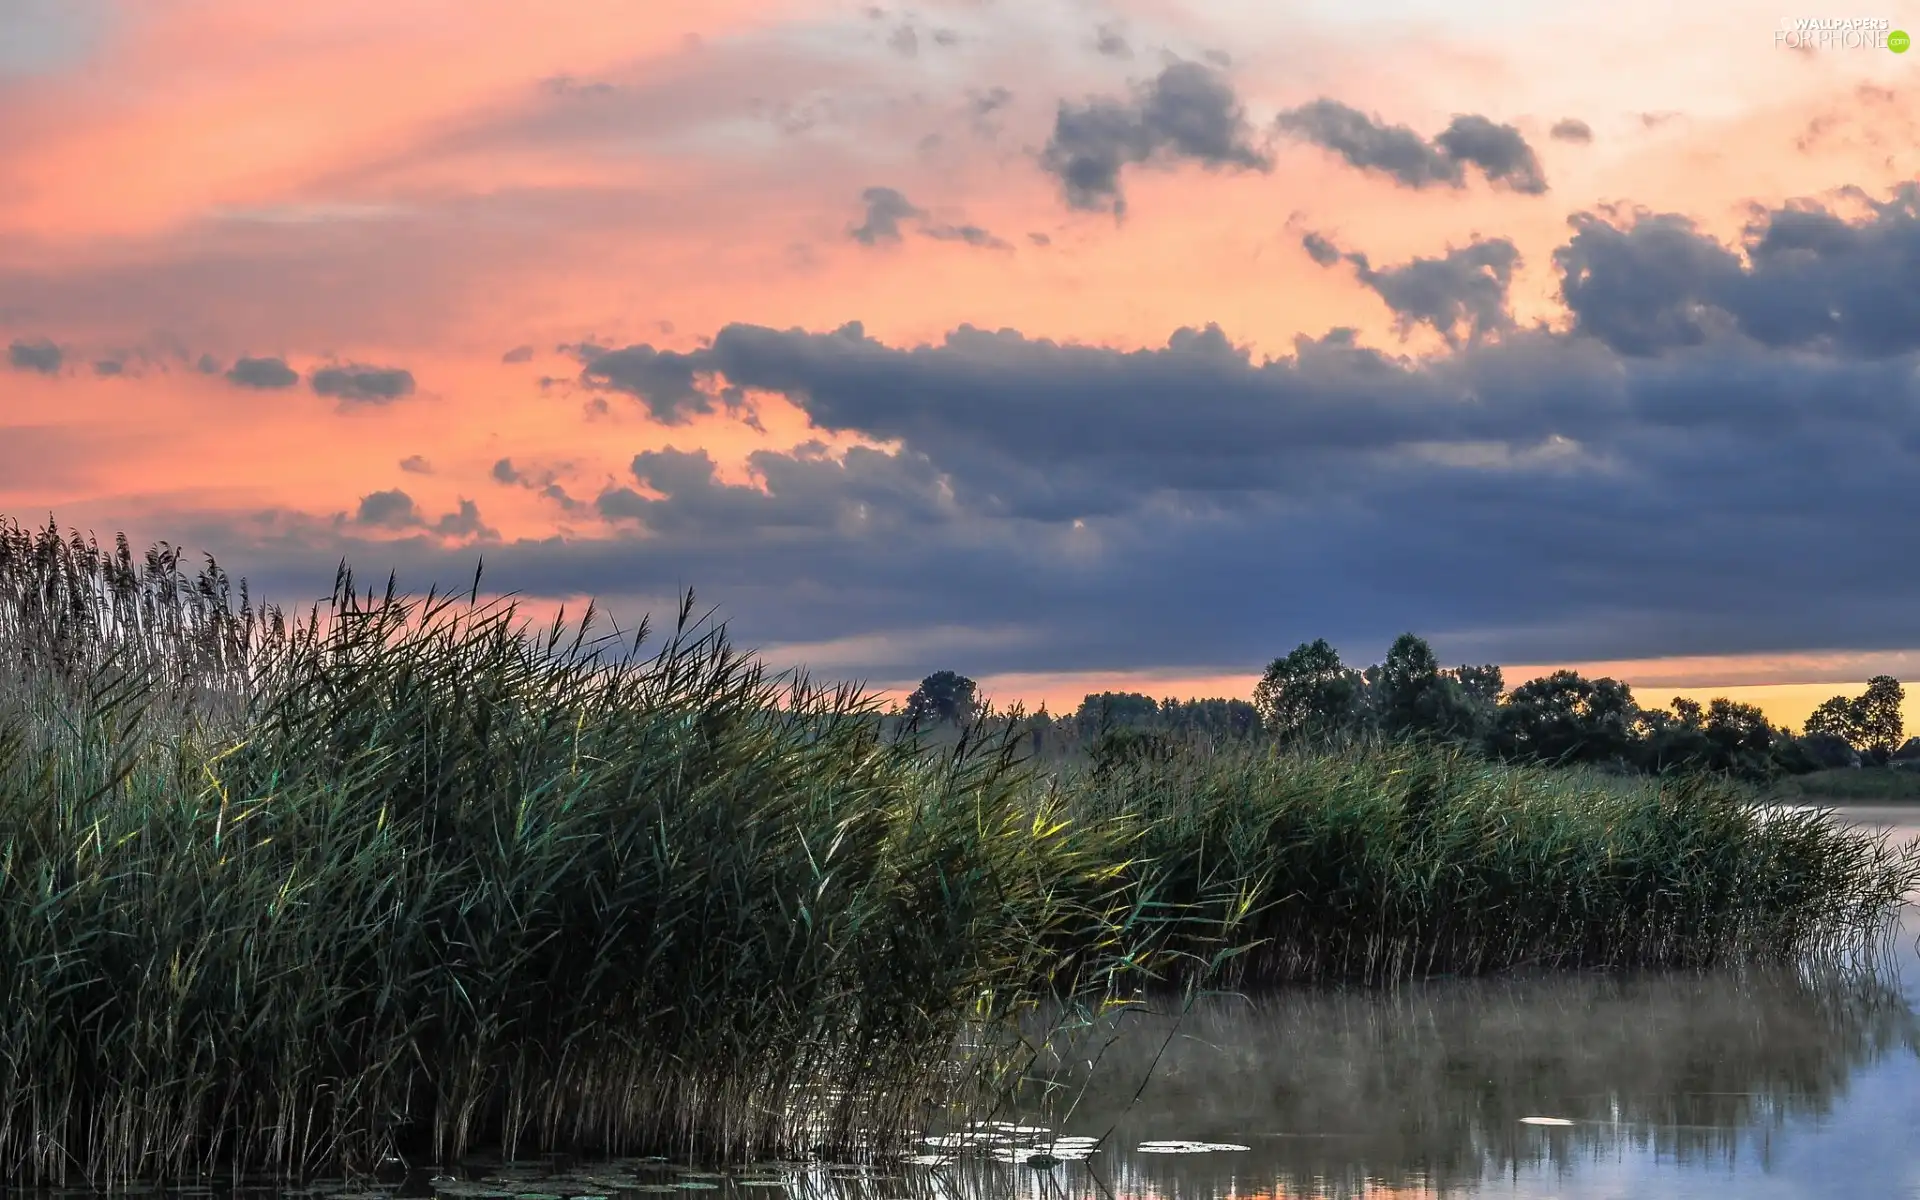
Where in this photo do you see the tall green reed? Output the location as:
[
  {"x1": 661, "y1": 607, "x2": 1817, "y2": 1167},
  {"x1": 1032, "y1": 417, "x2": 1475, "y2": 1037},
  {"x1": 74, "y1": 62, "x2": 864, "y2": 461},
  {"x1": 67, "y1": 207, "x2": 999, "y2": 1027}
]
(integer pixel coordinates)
[
  {"x1": 0, "y1": 520, "x2": 1163, "y2": 1184},
  {"x1": 1068, "y1": 738, "x2": 1919, "y2": 984}
]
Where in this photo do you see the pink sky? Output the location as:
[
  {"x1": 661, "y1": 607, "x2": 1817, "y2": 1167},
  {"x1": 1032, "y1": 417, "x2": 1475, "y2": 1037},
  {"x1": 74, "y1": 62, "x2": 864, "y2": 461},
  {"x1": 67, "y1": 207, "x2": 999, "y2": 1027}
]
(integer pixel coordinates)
[{"x1": 3, "y1": 0, "x2": 1918, "y2": 718}]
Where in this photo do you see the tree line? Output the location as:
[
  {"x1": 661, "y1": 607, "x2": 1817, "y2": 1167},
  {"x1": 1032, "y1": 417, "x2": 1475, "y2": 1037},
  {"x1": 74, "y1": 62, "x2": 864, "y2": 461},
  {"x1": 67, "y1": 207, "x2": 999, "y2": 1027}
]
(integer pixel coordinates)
[{"x1": 894, "y1": 636, "x2": 1912, "y2": 781}]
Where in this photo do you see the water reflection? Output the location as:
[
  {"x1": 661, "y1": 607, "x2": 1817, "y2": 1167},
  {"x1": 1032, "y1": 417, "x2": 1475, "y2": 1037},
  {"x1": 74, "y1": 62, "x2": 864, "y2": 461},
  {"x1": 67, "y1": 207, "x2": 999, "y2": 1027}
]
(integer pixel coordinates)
[{"x1": 1005, "y1": 956, "x2": 1918, "y2": 1196}]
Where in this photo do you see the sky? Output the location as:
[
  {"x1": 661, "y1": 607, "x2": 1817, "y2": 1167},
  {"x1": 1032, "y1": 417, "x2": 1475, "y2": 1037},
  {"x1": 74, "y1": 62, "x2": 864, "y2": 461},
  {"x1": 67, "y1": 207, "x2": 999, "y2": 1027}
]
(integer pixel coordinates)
[{"x1": 3, "y1": 0, "x2": 1919, "y2": 729}]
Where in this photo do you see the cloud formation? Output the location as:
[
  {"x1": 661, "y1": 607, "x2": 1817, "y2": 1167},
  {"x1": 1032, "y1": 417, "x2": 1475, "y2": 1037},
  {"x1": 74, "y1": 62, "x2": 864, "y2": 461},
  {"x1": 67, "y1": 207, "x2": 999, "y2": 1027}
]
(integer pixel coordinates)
[
  {"x1": 1041, "y1": 61, "x2": 1271, "y2": 214},
  {"x1": 226, "y1": 356, "x2": 300, "y2": 389},
  {"x1": 1557, "y1": 184, "x2": 1920, "y2": 357},
  {"x1": 310, "y1": 363, "x2": 417, "y2": 403},
  {"x1": 849, "y1": 187, "x2": 1011, "y2": 250},
  {"x1": 438, "y1": 186, "x2": 1918, "y2": 677},
  {"x1": 10, "y1": 5, "x2": 1918, "y2": 692},
  {"x1": 1276, "y1": 99, "x2": 1548, "y2": 194},
  {"x1": 7, "y1": 337, "x2": 62, "y2": 374},
  {"x1": 353, "y1": 489, "x2": 496, "y2": 538},
  {"x1": 577, "y1": 343, "x2": 725, "y2": 424},
  {"x1": 1306, "y1": 233, "x2": 1522, "y2": 346},
  {"x1": 849, "y1": 186, "x2": 921, "y2": 245}
]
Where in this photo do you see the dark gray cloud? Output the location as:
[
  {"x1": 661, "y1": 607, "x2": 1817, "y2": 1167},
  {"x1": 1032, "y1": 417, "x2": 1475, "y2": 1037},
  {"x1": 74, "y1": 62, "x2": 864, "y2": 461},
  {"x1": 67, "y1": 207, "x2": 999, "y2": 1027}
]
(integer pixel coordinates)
[
  {"x1": 1300, "y1": 231, "x2": 1343, "y2": 266},
  {"x1": 1275, "y1": 100, "x2": 1452, "y2": 188},
  {"x1": 850, "y1": 186, "x2": 922, "y2": 245},
  {"x1": 7, "y1": 337, "x2": 62, "y2": 374},
  {"x1": 355, "y1": 489, "x2": 421, "y2": 529},
  {"x1": 489, "y1": 457, "x2": 579, "y2": 512},
  {"x1": 399, "y1": 455, "x2": 434, "y2": 474},
  {"x1": 195, "y1": 353, "x2": 222, "y2": 374},
  {"x1": 924, "y1": 222, "x2": 1011, "y2": 250},
  {"x1": 1308, "y1": 235, "x2": 1522, "y2": 347},
  {"x1": 576, "y1": 343, "x2": 719, "y2": 423},
  {"x1": 596, "y1": 443, "x2": 954, "y2": 536},
  {"x1": 887, "y1": 24, "x2": 917, "y2": 56},
  {"x1": 226, "y1": 356, "x2": 299, "y2": 389},
  {"x1": 541, "y1": 483, "x2": 585, "y2": 512},
  {"x1": 1094, "y1": 25, "x2": 1131, "y2": 58},
  {"x1": 310, "y1": 363, "x2": 417, "y2": 403},
  {"x1": 151, "y1": 184, "x2": 1920, "y2": 687},
  {"x1": 849, "y1": 187, "x2": 1011, "y2": 251},
  {"x1": 501, "y1": 344, "x2": 535, "y2": 363},
  {"x1": 1557, "y1": 184, "x2": 1920, "y2": 357},
  {"x1": 92, "y1": 358, "x2": 124, "y2": 377},
  {"x1": 353, "y1": 489, "x2": 496, "y2": 539},
  {"x1": 1276, "y1": 99, "x2": 1548, "y2": 194},
  {"x1": 1550, "y1": 118, "x2": 1593, "y2": 143},
  {"x1": 433, "y1": 500, "x2": 494, "y2": 539},
  {"x1": 1041, "y1": 61, "x2": 1272, "y2": 214},
  {"x1": 1432, "y1": 115, "x2": 1548, "y2": 194}
]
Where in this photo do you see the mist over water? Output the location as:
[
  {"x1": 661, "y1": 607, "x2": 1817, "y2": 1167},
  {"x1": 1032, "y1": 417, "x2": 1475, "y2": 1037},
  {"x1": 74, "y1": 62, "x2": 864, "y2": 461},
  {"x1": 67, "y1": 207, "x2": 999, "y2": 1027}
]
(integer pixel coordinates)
[{"x1": 979, "y1": 808, "x2": 1920, "y2": 1198}]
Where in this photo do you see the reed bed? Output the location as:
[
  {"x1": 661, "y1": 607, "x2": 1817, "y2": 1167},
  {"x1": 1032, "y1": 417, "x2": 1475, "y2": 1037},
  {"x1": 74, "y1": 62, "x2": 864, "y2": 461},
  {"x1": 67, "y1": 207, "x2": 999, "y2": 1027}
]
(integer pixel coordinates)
[
  {"x1": 1073, "y1": 741, "x2": 1920, "y2": 985},
  {"x1": 0, "y1": 516, "x2": 1913, "y2": 1187}
]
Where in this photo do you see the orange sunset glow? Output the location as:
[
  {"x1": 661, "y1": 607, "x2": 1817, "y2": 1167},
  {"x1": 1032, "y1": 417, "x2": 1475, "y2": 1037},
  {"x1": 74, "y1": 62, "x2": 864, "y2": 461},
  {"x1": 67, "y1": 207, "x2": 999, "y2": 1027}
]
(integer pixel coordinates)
[{"x1": 4, "y1": 0, "x2": 1919, "y2": 718}]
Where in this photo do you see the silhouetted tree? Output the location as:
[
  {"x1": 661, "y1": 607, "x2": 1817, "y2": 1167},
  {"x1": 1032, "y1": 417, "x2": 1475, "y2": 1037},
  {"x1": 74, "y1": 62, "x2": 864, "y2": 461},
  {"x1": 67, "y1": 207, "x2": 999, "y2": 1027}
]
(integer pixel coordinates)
[
  {"x1": 1700, "y1": 698, "x2": 1778, "y2": 777},
  {"x1": 1804, "y1": 676, "x2": 1905, "y2": 764},
  {"x1": 1486, "y1": 670, "x2": 1639, "y2": 766},
  {"x1": 1160, "y1": 697, "x2": 1263, "y2": 739},
  {"x1": 1073, "y1": 691, "x2": 1161, "y2": 738},
  {"x1": 1375, "y1": 633, "x2": 1485, "y2": 742},
  {"x1": 1794, "y1": 732, "x2": 1862, "y2": 770},
  {"x1": 1857, "y1": 675, "x2": 1905, "y2": 763},
  {"x1": 1451, "y1": 663, "x2": 1505, "y2": 708},
  {"x1": 1255, "y1": 639, "x2": 1367, "y2": 743},
  {"x1": 902, "y1": 670, "x2": 979, "y2": 727},
  {"x1": 1631, "y1": 696, "x2": 1780, "y2": 778},
  {"x1": 1803, "y1": 695, "x2": 1856, "y2": 743},
  {"x1": 1635, "y1": 703, "x2": 1713, "y2": 774}
]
